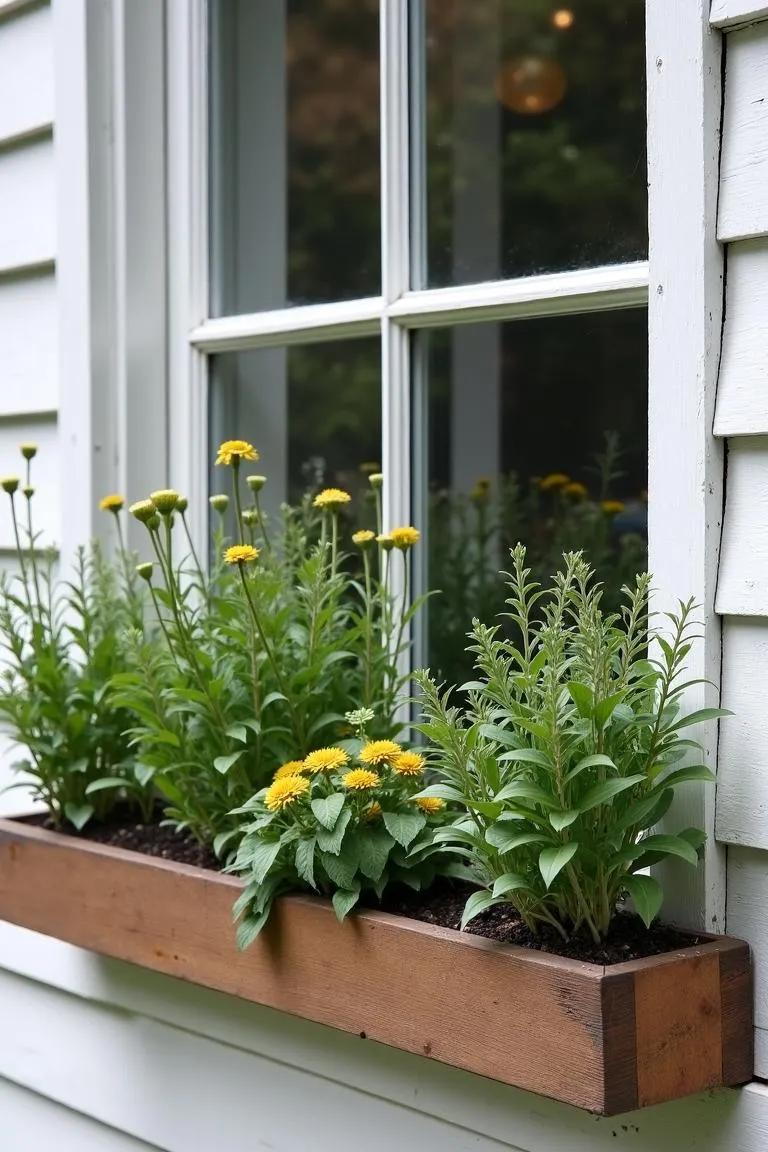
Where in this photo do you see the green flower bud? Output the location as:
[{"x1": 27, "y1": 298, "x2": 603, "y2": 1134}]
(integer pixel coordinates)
[
  {"x1": 209, "y1": 493, "x2": 229, "y2": 514},
  {"x1": 19, "y1": 444, "x2": 37, "y2": 461},
  {"x1": 150, "y1": 489, "x2": 180, "y2": 515},
  {"x1": 368, "y1": 472, "x2": 383, "y2": 491},
  {"x1": 1, "y1": 477, "x2": 20, "y2": 496},
  {"x1": 130, "y1": 499, "x2": 156, "y2": 524},
  {"x1": 136, "y1": 562, "x2": 153, "y2": 582},
  {"x1": 246, "y1": 475, "x2": 267, "y2": 493}
]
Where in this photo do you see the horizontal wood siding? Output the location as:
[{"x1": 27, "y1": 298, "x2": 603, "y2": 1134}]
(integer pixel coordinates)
[
  {"x1": 0, "y1": 139, "x2": 55, "y2": 274},
  {"x1": 0, "y1": 2, "x2": 52, "y2": 144},
  {"x1": 0, "y1": 271, "x2": 58, "y2": 415},
  {"x1": 717, "y1": 618, "x2": 768, "y2": 846},
  {"x1": 718, "y1": 23, "x2": 768, "y2": 242},
  {"x1": 0, "y1": 1078, "x2": 160, "y2": 1152},
  {"x1": 727, "y1": 848, "x2": 768, "y2": 1077},
  {"x1": 710, "y1": 1, "x2": 768, "y2": 30},
  {"x1": 713, "y1": 239, "x2": 768, "y2": 436}
]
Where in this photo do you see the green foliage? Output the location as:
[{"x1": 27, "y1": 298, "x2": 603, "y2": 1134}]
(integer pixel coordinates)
[
  {"x1": 228, "y1": 730, "x2": 453, "y2": 947},
  {"x1": 113, "y1": 462, "x2": 429, "y2": 846},
  {"x1": 0, "y1": 464, "x2": 149, "y2": 828},
  {"x1": 414, "y1": 545, "x2": 723, "y2": 944}
]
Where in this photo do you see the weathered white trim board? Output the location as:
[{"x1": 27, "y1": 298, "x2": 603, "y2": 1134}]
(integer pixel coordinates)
[
  {"x1": 0, "y1": 138, "x2": 55, "y2": 274},
  {"x1": 716, "y1": 618, "x2": 768, "y2": 845},
  {"x1": 0, "y1": 2, "x2": 52, "y2": 145},
  {"x1": 0, "y1": 1078, "x2": 160, "y2": 1152},
  {"x1": 718, "y1": 24, "x2": 768, "y2": 242},
  {"x1": 0, "y1": 271, "x2": 58, "y2": 416}
]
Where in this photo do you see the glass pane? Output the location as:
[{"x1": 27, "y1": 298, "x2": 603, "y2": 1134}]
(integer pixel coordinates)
[
  {"x1": 209, "y1": 338, "x2": 381, "y2": 529},
  {"x1": 417, "y1": 308, "x2": 648, "y2": 688},
  {"x1": 416, "y1": 0, "x2": 647, "y2": 287},
  {"x1": 209, "y1": 0, "x2": 381, "y2": 315}
]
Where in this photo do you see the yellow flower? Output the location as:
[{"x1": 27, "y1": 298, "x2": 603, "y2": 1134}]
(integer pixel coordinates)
[
  {"x1": 368, "y1": 473, "x2": 383, "y2": 491},
  {"x1": 415, "y1": 796, "x2": 445, "y2": 815},
  {"x1": 362, "y1": 801, "x2": 382, "y2": 822},
  {"x1": 19, "y1": 443, "x2": 37, "y2": 461},
  {"x1": 539, "y1": 473, "x2": 570, "y2": 491},
  {"x1": 343, "y1": 768, "x2": 381, "y2": 790},
  {"x1": 304, "y1": 747, "x2": 349, "y2": 774},
  {"x1": 313, "y1": 488, "x2": 352, "y2": 511},
  {"x1": 215, "y1": 439, "x2": 259, "y2": 466},
  {"x1": 130, "y1": 499, "x2": 156, "y2": 523},
  {"x1": 470, "y1": 478, "x2": 491, "y2": 504},
  {"x1": 390, "y1": 526, "x2": 421, "y2": 550},
  {"x1": 352, "y1": 529, "x2": 376, "y2": 547},
  {"x1": 393, "y1": 751, "x2": 425, "y2": 777},
  {"x1": 1, "y1": 477, "x2": 19, "y2": 495},
  {"x1": 360, "y1": 739, "x2": 402, "y2": 767},
  {"x1": 264, "y1": 775, "x2": 310, "y2": 812},
  {"x1": 224, "y1": 544, "x2": 260, "y2": 565},
  {"x1": 273, "y1": 760, "x2": 311, "y2": 781},
  {"x1": 602, "y1": 500, "x2": 626, "y2": 515},
  {"x1": 150, "y1": 489, "x2": 180, "y2": 515},
  {"x1": 99, "y1": 494, "x2": 124, "y2": 512},
  {"x1": 563, "y1": 482, "x2": 588, "y2": 499},
  {"x1": 377, "y1": 533, "x2": 394, "y2": 552}
]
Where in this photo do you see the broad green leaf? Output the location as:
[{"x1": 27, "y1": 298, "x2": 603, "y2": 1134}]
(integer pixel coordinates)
[
  {"x1": 549, "y1": 809, "x2": 580, "y2": 832},
  {"x1": 495, "y1": 780, "x2": 557, "y2": 807},
  {"x1": 579, "y1": 774, "x2": 645, "y2": 814},
  {"x1": 594, "y1": 692, "x2": 626, "y2": 728},
  {"x1": 492, "y1": 873, "x2": 530, "y2": 898},
  {"x1": 320, "y1": 847, "x2": 357, "y2": 889},
  {"x1": 332, "y1": 885, "x2": 361, "y2": 922},
  {"x1": 64, "y1": 802, "x2": 94, "y2": 831},
  {"x1": 236, "y1": 909, "x2": 271, "y2": 950},
  {"x1": 261, "y1": 691, "x2": 288, "y2": 710},
  {"x1": 213, "y1": 829, "x2": 240, "y2": 860},
  {"x1": 316, "y1": 807, "x2": 351, "y2": 855},
  {"x1": 485, "y1": 825, "x2": 549, "y2": 853},
  {"x1": 466, "y1": 800, "x2": 504, "y2": 819},
  {"x1": 355, "y1": 828, "x2": 395, "y2": 882},
  {"x1": 632, "y1": 834, "x2": 699, "y2": 866},
  {"x1": 617, "y1": 788, "x2": 674, "y2": 833},
  {"x1": 383, "y1": 810, "x2": 427, "y2": 848},
  {"x1": 568, "y1": 681, "x2": 594, "y2": 718},
  {"x1": 479, "y1": 723, "x2": 519, "y2": 748},
  {"x1": 134, "y1": 762, "x2": 156, "y2": 787},
  {"x1": 311, "y1": 793, "x2": 345, "y2": 831},
  {"x1": 307, "y1": 711, "x2": 344, "y2": 738},
  {"x1": 497, "y1": 748, "x2": 553, "y2": 769},
  {"x1": 295, "y1": 837, "x2": 317, "y2": 887},
  {"x1": 226, "y1": 723, "x2": 249, "y2": 743},
  {"x1": 213, "y1": 750, "x2": 244, "y2": 775},
  {"x1": 460, "y1": 889, "x2": 500, "y2": 929},
  {"x1": 624, "y1": 873, "x2": 663, "y2": 928},
  {"x1": 249, "y1": 839, "x2": 283, "y2": 884},
  {"x1": 668, "y1": 707, "x2": 731, "y2": 732},
  {"x1": 653, "y1": 764, "x2": 715, "y2": 790},
  {"x1": 412, "y1": 783, "x2": 465, "y2": 803},
  {"x1": 85, "y1": 777, "x2": 127, "y2": 795},
  {"x1": 564, "y1": 753, "x2": 617, "y2": 783},
  {"x1": 539, "y1": 842, "x2": 578, "y2": 889}
]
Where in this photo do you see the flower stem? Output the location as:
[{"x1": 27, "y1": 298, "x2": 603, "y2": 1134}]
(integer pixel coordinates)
[
  {"x1": 254, "y1": 493, "x2": 271, "y2": 553},
  {"x1": 231, "y1": 460, "x2": 245, "y2": 545},
  {"x1": 363, "y1": 549, "x2": 373, "y2": 708}
]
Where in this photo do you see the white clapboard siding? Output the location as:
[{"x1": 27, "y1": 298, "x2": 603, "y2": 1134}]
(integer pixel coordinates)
[
  {"x1": 0, "y1": 417, "x2": 59, "y2": 548},
  {"x1": 718, "y1": 23, "x2": 768, "y2": 242},
  {"x1": 0, "y1": 138, "x2": 55, "y2": 274},
  {"x1": 728, "y1": 847, "x2": 768, "y2": 1077},
  {"x1": 0, "y1": 1078, "x2": 160, "y2": 1152},
  {"x1": 0, "y1": 4, "x2": 53, "y2": 145},
  {"x1": 710, "y1": 1, "x2": 768, "y2": 28},
  {"x1": 715, "y1": 618, "x2": 768, "y2": 845},
  {"x1": 0, "y1": 925, "x2": 760, "y2": 1152},
  {"x1": 0, "y1": 272, "x2": 57, "y2": 415},
  {"x1": 713, "y1": 239, "x2": 768, "y2": 436},
  {"x1": 715, "y1": 438, "x2": 768, "y2": 615}
]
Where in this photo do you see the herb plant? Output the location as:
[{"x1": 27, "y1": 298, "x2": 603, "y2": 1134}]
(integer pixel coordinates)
[
  {"x1": 414, "y1": 545, "x2": 723, "y2": 943},
  {"x1": 0, "y1": 450, "x2": 149, "y2": 828},
  {"x1": 229, "y1": 714, "x2": 452, "y2": 947},
  {"x1": 112, "y1": 441, "x2": 428, "y2": 848}
]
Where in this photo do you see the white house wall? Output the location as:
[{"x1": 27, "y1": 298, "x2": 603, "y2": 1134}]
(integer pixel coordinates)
[{"x1": 713, "y1": 0, "x2": 768, "y2": 1110}]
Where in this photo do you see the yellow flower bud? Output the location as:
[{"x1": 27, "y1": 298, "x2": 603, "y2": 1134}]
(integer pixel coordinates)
[
  {"x1": 377, "y1": 533, "x2": 394, "y2": 552},
  {"x1": 22, "y1": 485, "x2": 34, "y2": 500},
  {"x1": 147, "y1": 513, "x2": 161, "y2": 532},
  {"x1": 99, "y1": 494, "x2": 124, "y2": 513},
  {"x1": 150, "y1": 489, "x2": 179, "y2": 515},
  {"x1": 175, "y1": 496, "x2": 188, "y2": 514},
  {"x1": 352, "y1": 529, "x2": 376, "y2": 547},
  {"x1": 19, "y1": 444, "x2": 37, "y2": 461},
  {"x1": 209, "y1": 494, "x2": 229, "y2": 514},
  {"x1": 1, "y1": 477, "x2": 20, "y2": 496},
  {"x1": 246, "y1": 475, "x2": 267, "y2": 493},
  {"x1": 368, "y1": 473, "x2": 383, "y2": 491}
]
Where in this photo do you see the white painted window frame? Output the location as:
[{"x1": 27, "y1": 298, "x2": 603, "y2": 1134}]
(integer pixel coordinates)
[{"x1": 163, "y1": 0, "x2": 726, "y2": 931}]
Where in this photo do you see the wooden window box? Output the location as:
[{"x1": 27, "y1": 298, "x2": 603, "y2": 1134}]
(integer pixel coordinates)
[{"x1": 0, "y1": 817, "x2": 753, "y2": 1115}]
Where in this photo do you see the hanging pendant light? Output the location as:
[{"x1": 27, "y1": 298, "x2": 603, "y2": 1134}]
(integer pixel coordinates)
[{"x1": 495, "y1": 55, "x2": 567, "y2": 115}]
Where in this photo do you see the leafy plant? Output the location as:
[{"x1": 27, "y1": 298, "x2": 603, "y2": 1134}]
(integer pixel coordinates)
[
  {"x1": 112, "y1": 441, "x2": 429, "y2": 847},
  {"x1": 228, "y1": 716, "x2": 453, "y2": 947},
  {"x1": 0, "y1": 452, "x2": 150, "y2": 828},
  {"x1": 414, "y1": 545, "x2": 724, "y2": 944}
]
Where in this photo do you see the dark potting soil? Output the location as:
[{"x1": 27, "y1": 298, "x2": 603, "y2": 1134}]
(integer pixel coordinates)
[{"x1": 29, "y1": 812, "x2": 703, "y2": 965}]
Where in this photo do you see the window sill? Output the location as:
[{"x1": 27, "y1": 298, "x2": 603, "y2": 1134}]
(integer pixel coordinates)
[{"x1": 0, "y1": 816, "x2": 753, "y2": 1116}]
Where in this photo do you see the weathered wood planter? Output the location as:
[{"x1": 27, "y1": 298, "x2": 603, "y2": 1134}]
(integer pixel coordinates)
[{"x1": 0, "y1": 816, "x2": 753, "y2": 1115}]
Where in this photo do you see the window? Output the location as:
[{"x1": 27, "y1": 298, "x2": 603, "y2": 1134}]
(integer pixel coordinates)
[{"x1": 193, "y1": 0, "x2": 649, "y2": 683}]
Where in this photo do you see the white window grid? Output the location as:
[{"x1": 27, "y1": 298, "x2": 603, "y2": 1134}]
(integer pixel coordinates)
[{"x1": 161, "y1": 0, "x2": 725, "y2": 932}]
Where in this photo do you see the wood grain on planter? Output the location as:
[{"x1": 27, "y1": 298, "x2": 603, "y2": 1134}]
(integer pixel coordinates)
[{"x1": 0, "y1": 817, "x2": 753, "y2": 1115}]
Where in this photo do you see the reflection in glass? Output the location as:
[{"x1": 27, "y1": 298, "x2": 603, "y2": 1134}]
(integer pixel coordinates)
[
  {"x1": 418, "y1": 309, "x2": 648, "y2": 687},
  {"x1": 210, "y1": 339, "x2": 381, "y2": 534},
  {"x1": 209, "y1": 0, "x2": 381, "y2": 315},
  {"x1": 417, "y1": 0, "x2": 647, "y2": 287}
]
